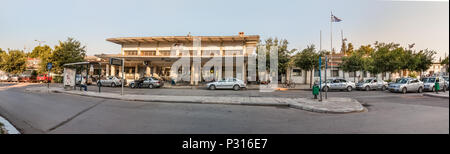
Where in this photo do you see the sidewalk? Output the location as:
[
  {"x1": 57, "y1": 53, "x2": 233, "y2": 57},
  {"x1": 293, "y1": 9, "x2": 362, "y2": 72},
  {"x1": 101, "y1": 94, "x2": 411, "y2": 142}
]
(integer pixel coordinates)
[
  {"x1": 423, "y1": 91, "x2": 449, "y2": 99},
  {"x1": 25, "y1": 86, "x2": 365, "y2": 114}
]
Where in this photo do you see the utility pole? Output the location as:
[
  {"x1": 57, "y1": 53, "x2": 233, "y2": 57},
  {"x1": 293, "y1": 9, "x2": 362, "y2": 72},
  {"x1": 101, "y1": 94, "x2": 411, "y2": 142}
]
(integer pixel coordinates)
[{"x1": 121, "y1": 58, "x2": 124, "y2": 96}]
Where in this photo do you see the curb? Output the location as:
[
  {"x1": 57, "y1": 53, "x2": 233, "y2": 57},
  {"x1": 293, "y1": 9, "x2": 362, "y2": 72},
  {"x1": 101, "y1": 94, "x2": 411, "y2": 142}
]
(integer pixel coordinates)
[
  {"x1": 55, "y1": 89, "x2": 290, "y2": 108},
  {"x1": 26, "y1": 88, "x2": 363, "y2": 114},
  {"x1": 423, "y1": 93, "x2": 449, "y2": 99}
]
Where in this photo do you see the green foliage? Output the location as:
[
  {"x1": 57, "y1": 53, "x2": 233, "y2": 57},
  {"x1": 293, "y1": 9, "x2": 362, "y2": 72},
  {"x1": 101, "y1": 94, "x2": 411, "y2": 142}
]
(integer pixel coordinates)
[
  {"x1": 257, "y1": 38, "x2": 296, "y2": 75},
  {"x1": 53, "y1": 75, "x2": 63, "y2": 83},
  {"x1": 413, "y1": 49, "x2": 436, "y2": 73},
  {"x1": 341, "y1": 51, "x2": 364, "y2": 78},
  {"x1": 0, "y1": 49, "x2": 27, "y2": 74},
  {"x1": 31, "y1": 45, "x2": 53, "y2": 74},
  {"x1": 408, "y1": 72, "x2": 417, "y2": 78},
  {"x1": 292, "y1": 45, "x2": 321, "y2": 71},
  {"x1": 441, "y1": 56, "x2": 449, "y2": 72},
  {"x1": 50, "y1": 37, "x2": 86, "y2": 74}
]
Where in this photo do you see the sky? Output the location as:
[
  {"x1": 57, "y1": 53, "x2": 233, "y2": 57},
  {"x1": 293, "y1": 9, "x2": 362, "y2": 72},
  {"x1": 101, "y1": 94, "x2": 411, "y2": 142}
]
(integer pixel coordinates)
[{"x1": 0, "y1": 0, "x2": 448, "y2": 60}]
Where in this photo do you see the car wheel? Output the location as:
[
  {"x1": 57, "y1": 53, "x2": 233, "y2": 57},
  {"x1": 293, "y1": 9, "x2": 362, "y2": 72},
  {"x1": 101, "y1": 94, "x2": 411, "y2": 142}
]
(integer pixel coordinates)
[
  {"x1": 347, "y1": 86, "x2": 352, "y2": 92},
  {"x1": 209, "y1": 85, "x2": 216, "y2": 90},
  {"x1": 418, "y1": 87, "x2": 423, "y2": 93},
  {"x1": 111, "y1": 83, "x2": 116, "y2": 87},
  {"x1": 233, "y1": 85, "x2": 240, "y2": 91},
  {"x1": 148, "y1": 84, "x2": 154, "y2": 89},
  {"x1": 402, "y1": 87, "x2": 407, "y2": 94},
  {"x1": 130, "y1": 83, "x2": 135, "y2": 88},
  {"x1": 365, "y1": 86, "x2": 370, "y2": 91},
  {"x1": 381, "y1": 86, "x2": 386, "y2": 91}
]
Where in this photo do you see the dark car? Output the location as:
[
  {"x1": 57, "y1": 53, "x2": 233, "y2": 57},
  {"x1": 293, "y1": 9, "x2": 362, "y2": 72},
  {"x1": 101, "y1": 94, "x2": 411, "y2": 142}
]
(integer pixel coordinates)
[{"x1": 129, "y1": 77, "x2": 163, "y2": 89}]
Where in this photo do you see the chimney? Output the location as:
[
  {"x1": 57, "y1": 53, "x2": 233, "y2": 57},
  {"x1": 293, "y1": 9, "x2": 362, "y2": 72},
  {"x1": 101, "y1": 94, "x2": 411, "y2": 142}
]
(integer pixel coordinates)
[{"x1": 239, "y1": 32, "x2": 245, "y2": 37}]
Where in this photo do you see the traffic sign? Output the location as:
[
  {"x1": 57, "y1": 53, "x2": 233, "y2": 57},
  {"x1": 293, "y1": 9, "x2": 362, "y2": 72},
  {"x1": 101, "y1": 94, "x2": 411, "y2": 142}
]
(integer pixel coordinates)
[
  {"x1": 110, "y1": 58, "x2": 123, "y2": 66},
  {"x1": 47, "y1": 63, "x2": 52, "y2": 70}
]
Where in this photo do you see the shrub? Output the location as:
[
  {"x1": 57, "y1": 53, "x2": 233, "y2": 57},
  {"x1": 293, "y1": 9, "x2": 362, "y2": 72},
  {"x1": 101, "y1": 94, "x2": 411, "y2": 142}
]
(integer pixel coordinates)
[{"x1": 53, "y1": 75, "x2": 63, "y2": 83}]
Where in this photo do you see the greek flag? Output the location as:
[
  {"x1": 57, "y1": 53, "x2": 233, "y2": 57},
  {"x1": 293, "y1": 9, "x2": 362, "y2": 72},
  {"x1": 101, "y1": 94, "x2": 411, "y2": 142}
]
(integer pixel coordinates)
[{"x1": 331, "y1": 14, "x2": 342, "y2": 22}]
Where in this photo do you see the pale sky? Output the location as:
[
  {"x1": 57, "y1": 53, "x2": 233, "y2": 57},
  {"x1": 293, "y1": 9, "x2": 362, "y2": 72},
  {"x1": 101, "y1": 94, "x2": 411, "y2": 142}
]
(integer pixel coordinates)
[{"x1": 0, "y1": 0, "x2": 448, "y2": 60}]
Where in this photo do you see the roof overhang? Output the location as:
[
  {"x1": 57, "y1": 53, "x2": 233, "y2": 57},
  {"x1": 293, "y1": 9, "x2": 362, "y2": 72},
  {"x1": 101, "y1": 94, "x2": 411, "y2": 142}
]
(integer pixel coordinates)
[{"x1": 106, "y1": 35, "x2": 260, "y2": 45}]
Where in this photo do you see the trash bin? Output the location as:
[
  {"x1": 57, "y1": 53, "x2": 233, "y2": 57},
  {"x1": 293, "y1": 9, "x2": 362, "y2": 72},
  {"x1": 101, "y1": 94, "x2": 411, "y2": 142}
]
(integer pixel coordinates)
[
  {"x1": 313, "y1": 85, "x2": 320, "y2": 99},
  {"x1": 435, "y1": 82, "x2": 440, "y2": 94}
]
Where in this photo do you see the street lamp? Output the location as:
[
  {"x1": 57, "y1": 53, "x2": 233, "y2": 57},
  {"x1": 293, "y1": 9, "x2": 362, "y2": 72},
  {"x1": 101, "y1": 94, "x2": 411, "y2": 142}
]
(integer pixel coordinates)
[{"x1": 34, "y1": 40, "x2": 46, "y2": 46}]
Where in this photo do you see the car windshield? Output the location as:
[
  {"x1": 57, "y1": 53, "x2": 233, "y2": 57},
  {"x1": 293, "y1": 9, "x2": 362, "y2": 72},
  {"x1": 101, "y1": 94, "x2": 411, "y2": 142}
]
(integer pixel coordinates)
[
  {"x1": 444, "y1": 77, "x2": 449, "y2": 81},
  {"x1": 423, "y1": 78, "x2": 436, "y2": 83},
  {"x1": 364, "y1": 79, "x2": 373, "y2": 83},
  {"x1": 397, "y1": 78, "x2": 408, "y2": 84}
]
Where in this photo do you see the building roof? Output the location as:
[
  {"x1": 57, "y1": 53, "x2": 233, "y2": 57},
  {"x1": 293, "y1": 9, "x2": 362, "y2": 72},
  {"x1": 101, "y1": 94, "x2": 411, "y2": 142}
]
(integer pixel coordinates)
[{"x1": 106, "y1": 35, "x2": 260, "y2": 45}]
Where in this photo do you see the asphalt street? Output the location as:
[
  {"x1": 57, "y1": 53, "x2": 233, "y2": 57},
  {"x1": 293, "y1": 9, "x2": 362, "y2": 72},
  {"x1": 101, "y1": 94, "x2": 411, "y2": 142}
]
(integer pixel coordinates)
[{"x1": 0, "y1": 83, "x2": 448, "y2": 134}]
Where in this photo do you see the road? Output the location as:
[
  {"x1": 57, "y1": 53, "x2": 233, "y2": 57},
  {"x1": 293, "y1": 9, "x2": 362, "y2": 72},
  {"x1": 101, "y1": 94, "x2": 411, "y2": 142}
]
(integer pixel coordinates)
[{"x1": 0, "y1": 83, "x2": 448, "y2": 134}]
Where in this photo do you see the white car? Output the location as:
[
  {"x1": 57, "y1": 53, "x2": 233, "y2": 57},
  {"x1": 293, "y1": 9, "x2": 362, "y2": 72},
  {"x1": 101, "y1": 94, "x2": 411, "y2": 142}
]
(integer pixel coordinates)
[
  {"x1": 0, "y1": 75, "x2": 11, "y2": 82},
  {"x1": 206, "y1": 78, "x2": 246, "y2": 91},
  {"x1": 422, "y1": 76, "x2": 446, "y2": 92},
  {"x1": 320, "y1": 78, "x2": 356, "y2": 92},
  {"x1": 388, "y1": 78, "x2": 424, "y2": 94},
  {"x1": 97, "y1": 76, "x2": 124, "y2": 87},
  {"x1": 356, "y1": 78, "x2": 388, "y2": 91}
]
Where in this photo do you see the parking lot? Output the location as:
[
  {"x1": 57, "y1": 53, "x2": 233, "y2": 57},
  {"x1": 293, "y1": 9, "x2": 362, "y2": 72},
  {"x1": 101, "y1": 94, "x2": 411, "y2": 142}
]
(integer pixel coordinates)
[{"x1": 21, "y1": 82, "x2": 446, "y2": 99}]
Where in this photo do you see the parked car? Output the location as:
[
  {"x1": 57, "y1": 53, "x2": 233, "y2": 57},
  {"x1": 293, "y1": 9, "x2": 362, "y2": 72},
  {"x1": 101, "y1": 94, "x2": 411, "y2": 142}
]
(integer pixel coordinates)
[
  {"x1": 422, "y1": 76, "x2": 446, "y2": 92},
  {"x1": 10, "y1": 74, "x2": 19, "y2": 82},
  {"x1": 320, "y1": 78, "x2": 355, "y2": 92},
  {"x1": 206, "y1": 78, "x2": 246, "y2": 91},
  {"x1": 37, "y1": 74, "x2": 53, "y2": 83},
  {"x1": 129, "y1": 77, "x2": 164, "y2": 89},
  {"x1": 388, "y1": 78, "x2": 424, "y2": 94},
  {"x1": 97, "y1": 76, "x2": 124, "y2": 87},
  {"x1": 356, "y1": 78, "x2": 388, "y2": 91},
  {"x1": 0, "y1": 75, "x2": 11, "y2": 82}
]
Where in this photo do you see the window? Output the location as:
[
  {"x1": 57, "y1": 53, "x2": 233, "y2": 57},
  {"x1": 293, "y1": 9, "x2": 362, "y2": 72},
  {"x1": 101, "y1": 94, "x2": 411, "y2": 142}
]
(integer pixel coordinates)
[
  {"x1": 159, "y1": 51, "x2": 171, "y2": 56},
  {"x1": 141, "y1": 51, "x2": 156, "y2": 56},
  {"x1": 332, "y1": 70, "x2": 339, "y2": 77},
  {"x1": 124, "y1": 51, "x2": 138, "y2": 56},
  {"x1": 363, "y1": 71, "x2": 368, "y2": 78},
  {"x1": 333, "y1": 80, "x2": 340, "y2": 83},
  {"x1": 340, "y1": 79, "x2": 347, "y2": 83},
  {"x1": 292, "y1": 69, "x2": 302, "y2": 76}
]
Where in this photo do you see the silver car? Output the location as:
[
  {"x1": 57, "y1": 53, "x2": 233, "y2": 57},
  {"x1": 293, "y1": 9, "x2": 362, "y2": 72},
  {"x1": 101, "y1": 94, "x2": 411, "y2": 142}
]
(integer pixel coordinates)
[
  {"x1": 0, "y1": 75, "x2": 11, "y2": 82},
  {"x1": 10, "y1": 75, "x2": 19, "y2": 82},
  {"x1": 356, "y1": 78, "x2": 388, "y2": 91},
  {"x1": 444, "y1": 76, "x2": 449, "y2": 90},
  {"x1": 320, "y1": 78, "x2": 356, "y2": 92},
  {"x1": 388, "y1": 78, "x2": 424, "y2": 94},
  {"x1": 422, "y1": 76, "x2": 446, "y2": 92},
  {"x1": 206, "y1": 78, "x2": 246, "y2": 91},
  {"x1": 97, "y1": 76, "x2": 124, "y2": 87},
  {"x1": 129, "y1": 77, "x2": 164, "y2": 89}
]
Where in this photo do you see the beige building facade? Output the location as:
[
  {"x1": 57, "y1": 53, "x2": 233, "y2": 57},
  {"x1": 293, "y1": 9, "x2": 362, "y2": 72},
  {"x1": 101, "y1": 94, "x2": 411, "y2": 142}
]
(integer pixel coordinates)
[{"x1": 95, "y1": 33, "x2": 259, "y2": 85}]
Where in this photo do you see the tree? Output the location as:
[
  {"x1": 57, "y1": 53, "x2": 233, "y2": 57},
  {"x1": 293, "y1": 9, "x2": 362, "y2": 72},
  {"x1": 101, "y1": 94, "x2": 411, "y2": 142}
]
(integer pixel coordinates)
[
  {"x1": 292, "y1": 45, "x2": 320, "y2": 88},
  {"x1": 371, "y1": 42, "x2": 402, "y2": 80},
  {"x1": 50, "y1": 38, "x2": 86, "y2": 74},
  {"x1": 414, "y1": 49, "x2": 436, "y2": 76},
  {"x1": 441, "y1": 56, "x2": 449, "y2": 73},
  {"x1": 30, "y1": 45, "x2": 53, "y2": 74},
  {"x1": 30, "y1": 45, "x2": 52, "y2": 58},
  {"x1": 257, "y1": 38, "x2": 297, "y2": 81},
  {"x1": 341, "y1": 51, "x2": 364, "y2": 82},
  {"x1": 0, "y1": 49, "x2": 27, "y2": 74}
]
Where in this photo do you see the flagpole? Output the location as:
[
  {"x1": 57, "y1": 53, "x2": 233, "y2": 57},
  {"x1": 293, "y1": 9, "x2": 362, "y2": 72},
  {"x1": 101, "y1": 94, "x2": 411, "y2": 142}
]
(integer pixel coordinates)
[{"x1": 330, "y1": 11, "x2": 333, "y2": 78}]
